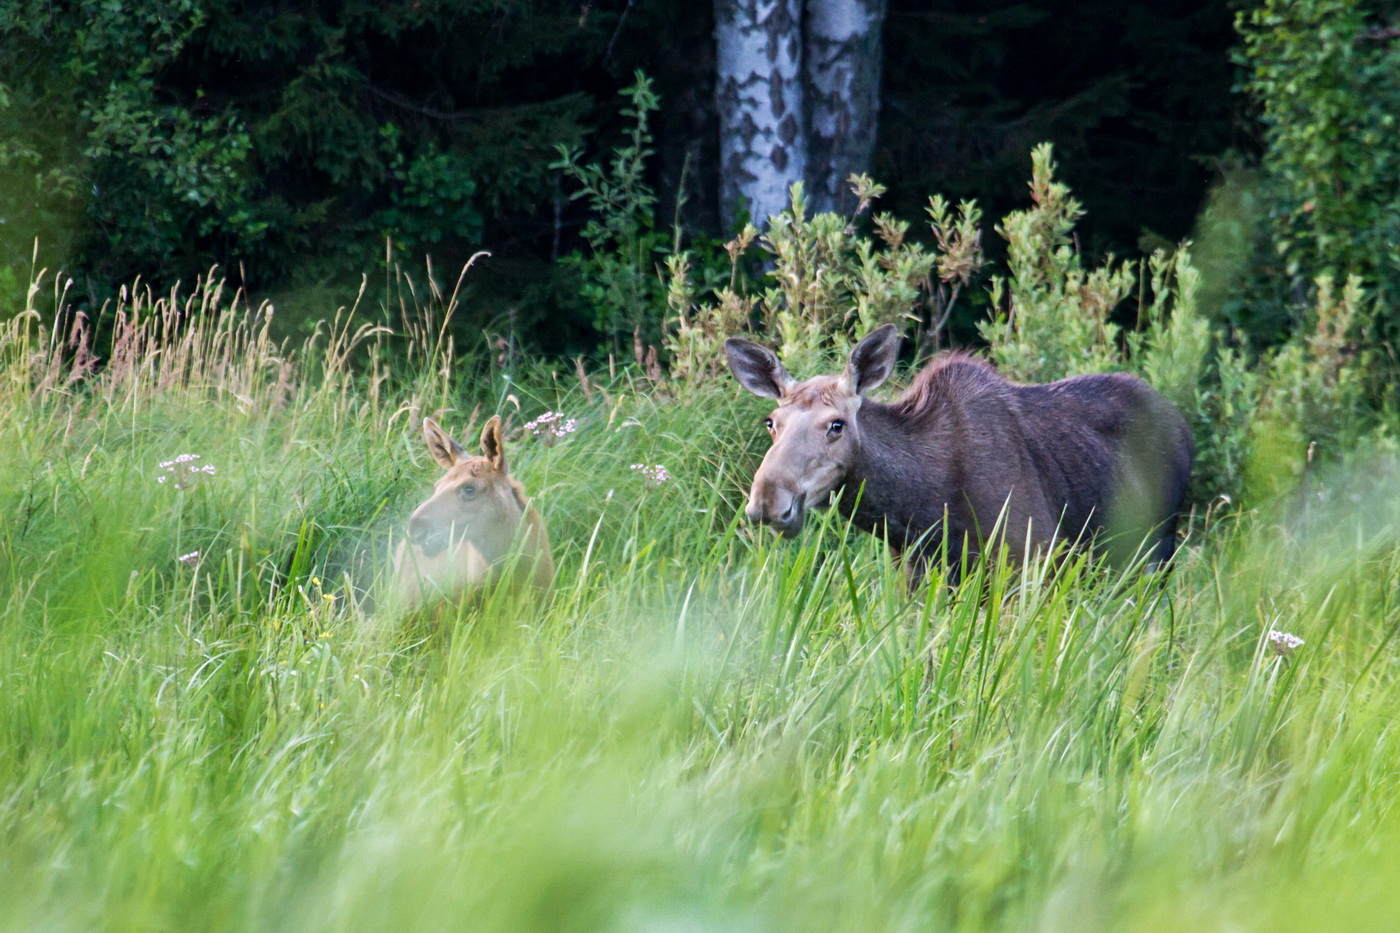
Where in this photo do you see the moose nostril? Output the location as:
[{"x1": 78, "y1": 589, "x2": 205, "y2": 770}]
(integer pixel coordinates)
[{"x1": 779, "y1": 504, "x2": 795, "y2": 523}]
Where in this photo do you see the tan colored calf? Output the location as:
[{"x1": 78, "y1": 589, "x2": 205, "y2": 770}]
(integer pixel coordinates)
[{"x1": 392, "y1": 416, "x2": 553, "y2": 611}]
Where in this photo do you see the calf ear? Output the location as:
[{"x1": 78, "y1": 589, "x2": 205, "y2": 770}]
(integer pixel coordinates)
[
  {"x1": 724, "y1": 337, "x2": 794, "y2": 399},
  {"x1": 841, "y1": 324, "x2": 901, "y2": 396},
  {"x1": 423, "y1": 417, "x2": 468, "y2": 469},
  {"x1": 480, "y1": 415, "x2": 507, "y2": 472}
]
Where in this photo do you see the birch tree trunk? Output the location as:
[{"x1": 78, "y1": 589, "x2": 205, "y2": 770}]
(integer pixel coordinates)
[
  {"x1": 804, "y1": 0, "x2": 887, "y2": 215},
  {"x1": 715, "y1": 0, "x2": 806, "y2": 229}
]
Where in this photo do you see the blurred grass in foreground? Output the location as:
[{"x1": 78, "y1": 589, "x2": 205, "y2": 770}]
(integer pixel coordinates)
[{"x1": 1, "y1": 270, "x2": 1399, "y2": 932}]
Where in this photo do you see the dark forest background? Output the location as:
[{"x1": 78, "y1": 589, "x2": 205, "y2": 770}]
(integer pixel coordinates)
[{"x1": 1, "y1": 0, "x2": 1396, "y2": 355}]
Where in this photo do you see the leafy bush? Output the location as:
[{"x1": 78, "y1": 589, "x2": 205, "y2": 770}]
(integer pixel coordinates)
[
  {"x1": 1236, "y1": 0, "x2": 1400, "y2": 311},
  {"x1": 664, "y1": 175, "x2": 982, "y2": 384},
  {"x1": 553, "y1": 73, "x2": 672, "y2": 349},
  {"x1": 373, "y1": 126, "x2": 483, "y2": 257},
  {"x1": 979, "y1": 144, "x2": 1132, "y2": 384},
  {"x1": 0, "y1": 0, "x2": 600, "y2": 325},
  {"x1": 0, "y1": 0, "x2": 246, "y2": 295}
]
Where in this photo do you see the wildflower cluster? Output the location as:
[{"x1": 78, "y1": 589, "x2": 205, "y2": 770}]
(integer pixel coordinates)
[
  {"x1": 1268, "y1": 630, "x2": 1305, "y2": 658},
  {"x1": 525, "y1": 411, "x2": 578, "y2": 442},
  {"x1": 155, "y1": 453, "x2": 217, "y2": 489},
  {"x1": 300, "y1": 576, "x2": 338, "y2": 606},
  {"x1": 631, "y1": 463, "x2": 671, "y2": 487},
  {"x1": 176, "y1": 551, "x2": 201, "y2": 569}
]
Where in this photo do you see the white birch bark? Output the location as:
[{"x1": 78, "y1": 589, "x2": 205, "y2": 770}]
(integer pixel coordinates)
[
  {"x1": 805, "y1": 0, "x2": 887, "y2": 215},
  {"x1": 715, "y1": 0, "x2": 806, "y2": 229}
]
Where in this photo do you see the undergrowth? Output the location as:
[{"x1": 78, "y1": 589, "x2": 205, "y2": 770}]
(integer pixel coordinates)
[{"x1": 2, "y1": 246, "x2": 1399, "y2": 931}]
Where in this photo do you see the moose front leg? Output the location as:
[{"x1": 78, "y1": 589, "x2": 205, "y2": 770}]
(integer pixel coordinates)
[{"x1": 893, "y1": 524, "x2": 971, "y2": 590}]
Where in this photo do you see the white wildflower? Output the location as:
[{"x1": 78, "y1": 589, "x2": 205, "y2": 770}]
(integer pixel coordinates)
[
  {"x1": 176, "y1": 551, "x2": 201, "y2": 569},
  {"x1": 1267, "y1": 630, "x2": 1305, "y2": 658},
  {"x1": 155, "y1": 453, "x2": 216, "y2": 489},
  {"x1": 525, "y1": 411, "x2": 578, "y2": 441},
  {"x1": 631, "y1": 463, "x2": 671, "y2": 487}
]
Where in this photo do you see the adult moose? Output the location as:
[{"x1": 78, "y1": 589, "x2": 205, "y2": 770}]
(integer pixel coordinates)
[
  {"x1": 392, "y1": 415, "x2": 554, "y2": 611},
  {"x1": 725, "y1": 325, "x2": 1192, "y2": 582}
]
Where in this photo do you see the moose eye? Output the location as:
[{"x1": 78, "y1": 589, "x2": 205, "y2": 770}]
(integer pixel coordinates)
[
  {"x1": 764, "y1": 417, "x2": 774, "y2": 432},
  {"x1": 457, "y1": 484, "x2": 477, "y2": 501},
  {"x1": 828, "y1": 419, "x2": 845, "y2": 437}
]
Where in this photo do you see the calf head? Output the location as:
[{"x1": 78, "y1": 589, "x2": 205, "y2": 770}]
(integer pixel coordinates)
[
  {"x1": 407, "y1": 415, "x2": 527, "y2": 564},
  {"x1": 725, "y1": 324, "x2": 900, "y2": 537}
]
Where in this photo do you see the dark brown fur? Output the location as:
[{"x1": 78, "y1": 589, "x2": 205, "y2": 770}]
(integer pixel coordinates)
[
  {"x1": 725, "y1": 326, "x2": 1193, "y2": 583},
  {"x1": 851, "y1": 353, "x2": 1192, "y2": 578}
]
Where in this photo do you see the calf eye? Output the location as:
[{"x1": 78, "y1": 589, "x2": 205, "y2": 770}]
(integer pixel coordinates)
[
  {"x1": 457, "y1": 484, "x2": 477, "y2": 501},
  {"x1": 764, "y1": 417, "x2": 774, "y2": 432},
  {"x1": 828, "y1": 419, "x2": 845, "y2": 437}
]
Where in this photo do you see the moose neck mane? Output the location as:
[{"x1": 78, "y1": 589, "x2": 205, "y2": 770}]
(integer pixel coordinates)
[
  {"x1": 886, "y1": 351, "x2": 1000, "y2": 423},
  {"x1": 838, "y1": 353, "x2": 1006, "y2": 541}
]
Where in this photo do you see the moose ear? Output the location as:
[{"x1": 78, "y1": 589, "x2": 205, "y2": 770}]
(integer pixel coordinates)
[
  {"x1": 840, "y1": 324, "x2": 901, "y2": 396},
  {"x1": 423, "y1": 417, "x2": 468, "y2": 469},
  {"x1": 724, "y1": 337, "x2": 794, "y2": 399},
  {"x1": 480, "y1": 415, "x2": 507, "y2": 472}
]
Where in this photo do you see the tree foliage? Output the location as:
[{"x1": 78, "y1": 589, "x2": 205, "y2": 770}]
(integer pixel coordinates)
[
  {"x1": 0, "y1": 0, "x2": 605, "y2": 323},
  {"x1": 0, "y1": 0, "x2": 1244, "y2": 347},
  {"x1": 1237, "y1": 0, "x2": 1400, "y2": 313},
  {"x1": 553, "y1": 74, "x2": 669, "y2": 346},
  {"x1": 877, "y1": 0, "x2": 1238, "y2": 267}
]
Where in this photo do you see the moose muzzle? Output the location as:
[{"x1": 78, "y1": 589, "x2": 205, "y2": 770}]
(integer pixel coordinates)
[
  {"x1": 407, "y1": 510, "x2": 453, "y2": 557},
  {"x1": 745, "y1": 486, "x2": 807, "y2": 538}
]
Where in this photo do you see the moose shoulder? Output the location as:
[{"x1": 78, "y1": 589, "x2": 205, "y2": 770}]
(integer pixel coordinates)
[{"x1": 725, "y1": 324, "x2": 1193, "y2": 581}]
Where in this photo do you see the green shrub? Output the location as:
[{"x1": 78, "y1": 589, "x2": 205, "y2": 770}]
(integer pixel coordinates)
[
  {"x1": 0, "y1": 0, "x2": 599, "y2": 331},
  {"x1": 663, "y1": 174, "x2": 982, "y2": 386},
  {"x1": 373, "y1": 126, "x2": 483, "y2": 257},
  {"x1": 553, "y1": 73, "x2": 673, "y2": 351},
  {"x1": 979, "y1": 144, "x2": 1132, "y2": 384},
  {"x1": 1236, "y1": 0, "x2": 1400, "y2": 312}
]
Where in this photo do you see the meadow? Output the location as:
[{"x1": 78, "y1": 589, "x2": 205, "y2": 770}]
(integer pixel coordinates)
[{"x1": 3, "y1": 266, "x2": 1400, "y2": 933}]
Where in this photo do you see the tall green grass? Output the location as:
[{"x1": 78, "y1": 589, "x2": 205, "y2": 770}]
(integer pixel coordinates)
[{"x1": 2, "y1": 271, "x2": 1399, "y2": 931}]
